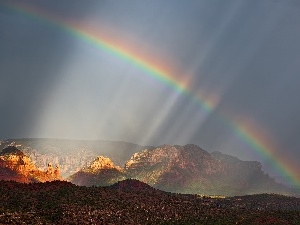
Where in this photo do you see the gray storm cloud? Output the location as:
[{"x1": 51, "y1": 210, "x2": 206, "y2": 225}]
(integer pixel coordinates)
[{"x1": 1, "y1": 0, "x2": 300, "y2": 183}]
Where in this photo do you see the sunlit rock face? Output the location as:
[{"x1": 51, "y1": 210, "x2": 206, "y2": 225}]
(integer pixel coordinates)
[
  {"x1": 1, "y1": 143, "x2": 290, "y2": 196},
  {"x1": 0, "y1": 139, "x2": 149, "y2": 178},
  {"x1": 0, "y1": 146, "x2": 62, "y2": 183},
  {"x1": 125, "y1": 144, "x2": 221, "y2": 193},
  {"x1": 0, "y1": 146, "x2": 32, "y2": 183},
  {"x1": 125, "y1": 145, "x2": 285, "y2": 195},
  {"x1": 84, "y1": 156, "x2": 122, "y2": 173},
  {"x1": 67, "y1": 144, "x2": 290, "y2": 196},
  {"x1": 125, "y1": 144, "x2": 214, "y2": 189},
  {"x1": 0, "y1": 146, "x2": 36, "y2": 175},
  {"x1": 69, "y1": 156, "x2": 125, "y2": 186}
]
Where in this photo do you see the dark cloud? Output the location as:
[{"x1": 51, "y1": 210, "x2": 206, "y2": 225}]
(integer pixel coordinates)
[
  {"x1": 0, "y1": 0, "x2": 300, "y2": 180},
  {"x1": 0, "y1": 0, "x2": 95, "y2": 138}
]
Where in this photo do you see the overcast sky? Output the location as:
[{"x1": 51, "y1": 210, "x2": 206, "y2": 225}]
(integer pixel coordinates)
[{"x1": 1, "y1": 0, "x2": 300, "y2": 184}]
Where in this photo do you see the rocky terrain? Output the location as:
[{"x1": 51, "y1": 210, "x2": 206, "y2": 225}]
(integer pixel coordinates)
[
  {"x1": 0, "y1": 179, "x2": 299, "y2": 224},
  {"x1": 68, "y1": 156, "x2": 126, "y2": 186},
  {"x1": 0, "y1": 146, "x2": 62, "y2": 183},
  {"x1": 0, "y1": 139, "x2": 150, "y2": 177},
  {"x1": 0, "y1": 140, "x2": 295, "y2": 196},
  {"x1": 70, "y1": 144, "x2": 292, "y2": 196}
]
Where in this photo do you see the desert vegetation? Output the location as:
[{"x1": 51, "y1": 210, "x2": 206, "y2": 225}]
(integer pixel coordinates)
[{"x1": 0, "y1": 179, "x2": 299, "y2": 224}]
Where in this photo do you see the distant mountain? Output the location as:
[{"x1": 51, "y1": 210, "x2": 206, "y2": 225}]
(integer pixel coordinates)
[
  {"x1": 0, "y1": 140, "x2": 294, "y2": 196},
  {"x1": 0, "y1": 138, "x2": 151, "y2": 177},
  {"x1": 0, "y1": 146, "x2": 62, "y2": 182},
  {"x1": 68, "y1": 144, "x2": 293, "y2": 196}
]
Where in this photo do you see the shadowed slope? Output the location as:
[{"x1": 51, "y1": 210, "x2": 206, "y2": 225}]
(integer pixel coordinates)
[{"x1": 0, "y1": 180, "x2": 299, "y2": 224}]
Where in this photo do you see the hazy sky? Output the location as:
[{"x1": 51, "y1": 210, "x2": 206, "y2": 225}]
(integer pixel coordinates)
[{"x1": 1, "y1": 0, "x2": 300, "y2": 183}]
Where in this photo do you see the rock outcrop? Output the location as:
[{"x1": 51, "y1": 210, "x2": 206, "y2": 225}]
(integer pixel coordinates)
[
  {"x1": 69, "y1": 156, "x2": 125, "y2": 186},
  {"x1": 0, "y1": 143, "x2": 290, "y2": 196},
  {"x1": 0, "y1": 146, "x2": 36, "y2": 177},
  {"x1": 86, "y1": 156, "x2": 122, "y2": 173},
  {"x1": 0, "y1": 138, "x2": 149, "y2": 177},
  {"x1": 124, "y1": 145, "x2": 287, "y2": 195},
  {"x1": 68, "y1": 144, "x2": 290, "y2": 196},
  {"x1": 0, "y1": 146, "x2": 62, "y2": 183}
]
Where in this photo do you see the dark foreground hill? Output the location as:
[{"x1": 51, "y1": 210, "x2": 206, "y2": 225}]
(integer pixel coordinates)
[{"x1": 0, "y1": 180, "x2": 299, "y2": 224}]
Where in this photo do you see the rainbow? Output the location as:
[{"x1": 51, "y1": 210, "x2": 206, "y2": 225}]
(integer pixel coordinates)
[{"x1": 4, "y1": 2, "x2": 300, "y2": 189}]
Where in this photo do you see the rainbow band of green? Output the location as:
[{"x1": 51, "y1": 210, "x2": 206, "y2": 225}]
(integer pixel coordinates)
[
  {"x1": 5, "y1": 2, "x2": 300, "y2": 189},
  {"x1": 231, "y1": 121, "x2": 300, "y2": 189},
  {"x1": 72, "y1": 26, "x2": 216, "y2": 113}
]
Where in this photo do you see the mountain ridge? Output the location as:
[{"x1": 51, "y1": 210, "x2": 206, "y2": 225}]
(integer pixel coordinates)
[
  {"x1": 69, "y1": 144, "x2": 293, "y2": 196},
  {"x1": 0, "y1": 138, "x2": 151, "y2": 177},
  {"x1": 0, "y1": 139, "x2": 295, "y2": 196}
]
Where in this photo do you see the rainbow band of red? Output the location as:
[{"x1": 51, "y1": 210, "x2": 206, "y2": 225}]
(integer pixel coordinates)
[{"x1": 5, "y1": 2, "x2": 299, "y2": 189}]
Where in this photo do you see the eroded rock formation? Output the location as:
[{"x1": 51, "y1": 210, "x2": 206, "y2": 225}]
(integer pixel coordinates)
[
  {"x1": 69, "y1": 144, "x2": 290, "y2": 196},
  {"x1": 68, "y1": 155, "x2": 125, "y2": 186},
  {"x1": 0, "y1": 146, "x2": 62, "y2": 183}
]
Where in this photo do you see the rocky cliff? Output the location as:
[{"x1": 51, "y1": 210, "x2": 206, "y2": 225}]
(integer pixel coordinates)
[
  {"x1": 0, "y1": 146, "x2": 62, "y2": 183},
  {"x1": 85, "y1": 156, "x2": 122, "y2": 173},
  {"x1": 69, "y1": 156, "x2": 125, "y2": 186},
  {"x1": 69, "y1": 144, "x2": 290, "y2": 196},
  {"x1": 0, "y1": 138, "x2": 149, "y2": 177},
  {"x1": 124, "y1": 144, "x2": 277, "y2": 195}
]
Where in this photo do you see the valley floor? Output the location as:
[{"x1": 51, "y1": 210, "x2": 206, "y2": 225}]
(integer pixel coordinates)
[{"x1": 0, "y1": 180, "x2": 299, "y2": 224}]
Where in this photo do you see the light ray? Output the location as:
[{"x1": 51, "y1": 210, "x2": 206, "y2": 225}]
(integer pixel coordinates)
[{"x1": 5, "y1": 1, "x2": 300, "y2": 189}]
